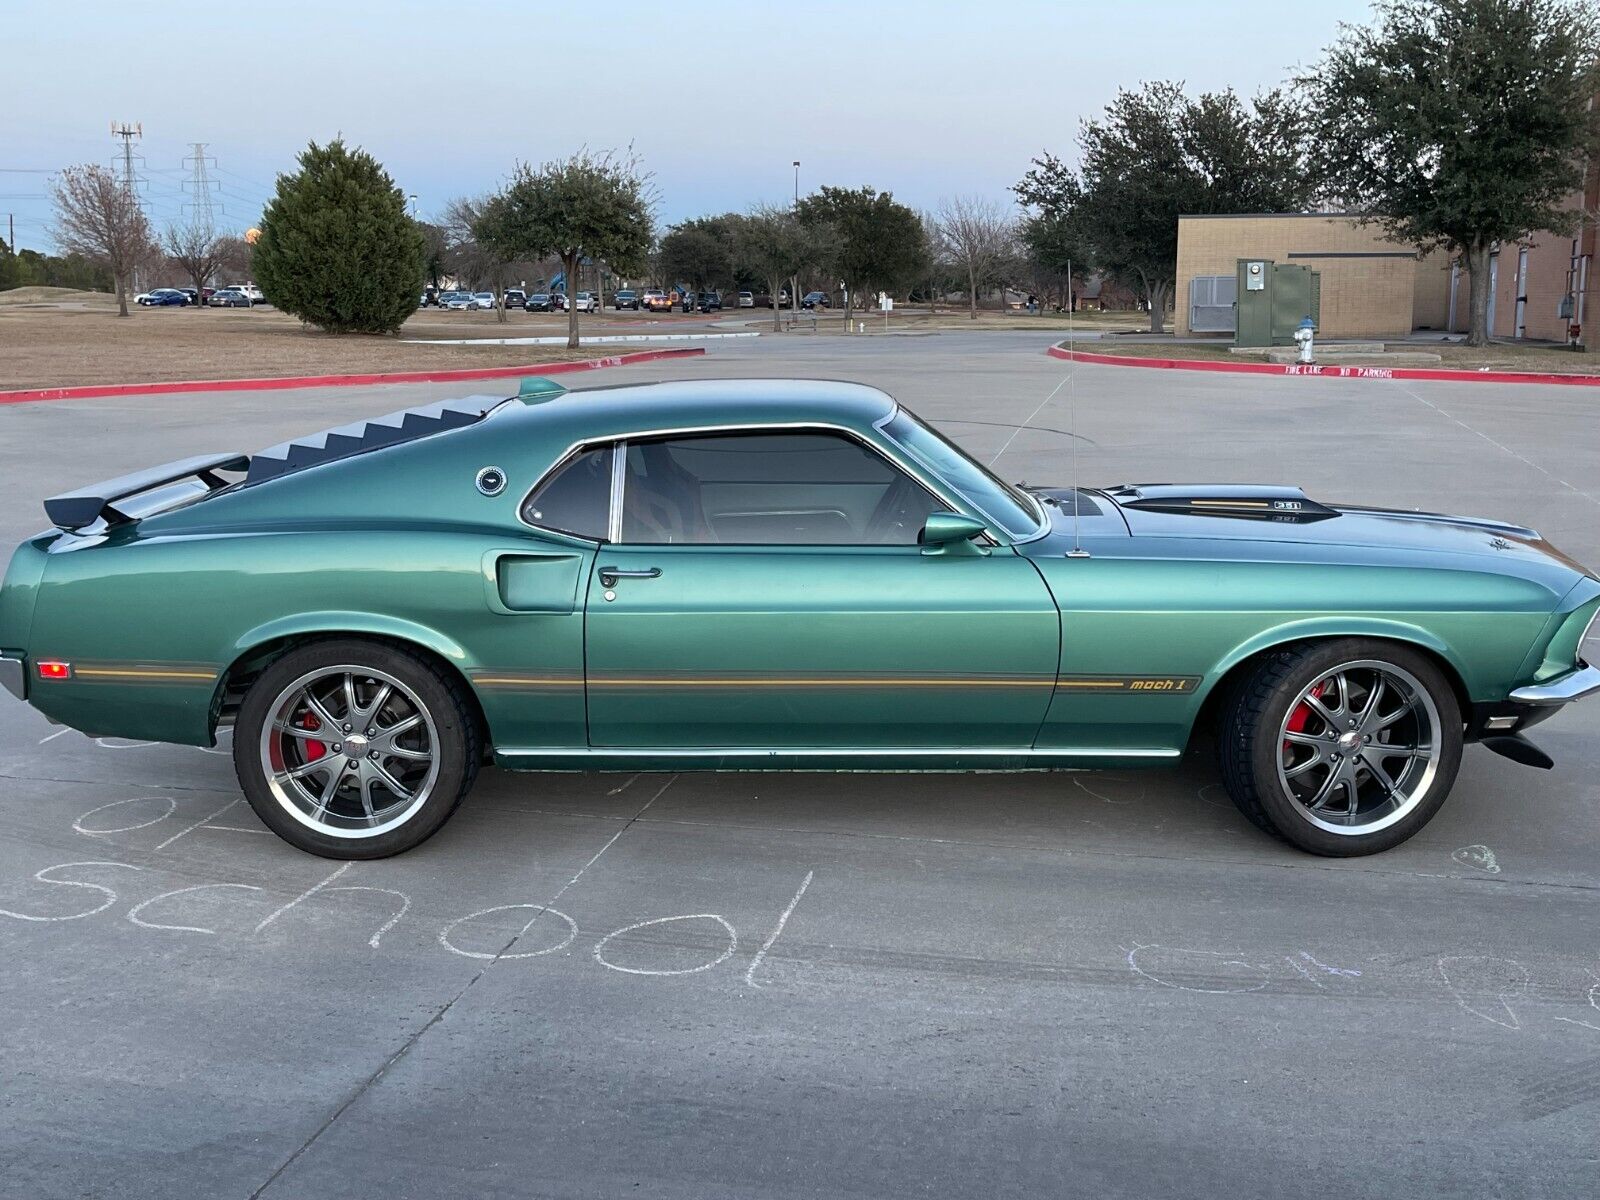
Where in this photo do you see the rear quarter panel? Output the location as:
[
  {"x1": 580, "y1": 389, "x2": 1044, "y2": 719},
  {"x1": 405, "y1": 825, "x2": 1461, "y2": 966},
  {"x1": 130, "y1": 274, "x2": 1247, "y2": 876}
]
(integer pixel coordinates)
[{"x1": 24, "y1": 526, "x2": 592, "y2": 747}]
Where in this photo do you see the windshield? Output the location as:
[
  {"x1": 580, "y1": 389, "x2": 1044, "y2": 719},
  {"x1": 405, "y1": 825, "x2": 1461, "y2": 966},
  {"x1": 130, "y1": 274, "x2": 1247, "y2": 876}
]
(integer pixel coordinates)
[{"x1": 880, "y1": 408, "x2": 1043, "y2": 538}]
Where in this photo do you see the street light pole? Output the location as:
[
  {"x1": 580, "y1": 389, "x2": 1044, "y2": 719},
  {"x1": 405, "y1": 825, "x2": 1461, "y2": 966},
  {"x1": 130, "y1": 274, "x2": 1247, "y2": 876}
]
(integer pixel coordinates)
[{"x1": 792, "y1": 161, "x2": 800, "y2": 205}]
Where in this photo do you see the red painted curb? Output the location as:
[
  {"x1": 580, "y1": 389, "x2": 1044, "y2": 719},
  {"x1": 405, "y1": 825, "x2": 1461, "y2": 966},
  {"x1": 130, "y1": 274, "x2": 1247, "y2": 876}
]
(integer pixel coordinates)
[
  {"x1": 1048, "y1": 343, "x2": 1600, "y2": 387},
  {"x1": 0, "y1": 346, "x2": 707, "y2": 406}
]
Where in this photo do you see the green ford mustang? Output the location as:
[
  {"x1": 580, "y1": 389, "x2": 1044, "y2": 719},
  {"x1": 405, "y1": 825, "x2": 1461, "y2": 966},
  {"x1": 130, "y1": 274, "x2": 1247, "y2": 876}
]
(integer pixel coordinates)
[{"x1": 2, "y1": 378, "x2": 1597, "y2": 859}]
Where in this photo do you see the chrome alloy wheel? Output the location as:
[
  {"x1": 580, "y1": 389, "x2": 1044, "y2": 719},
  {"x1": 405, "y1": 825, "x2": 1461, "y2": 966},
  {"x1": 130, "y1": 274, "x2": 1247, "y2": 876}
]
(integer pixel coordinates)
[
  {"x1": 1276, "y1": 659, "x2": 1443, "y2": 836},
  {"x1": 259, "y1": 665, "x2": 440, "y2": 839}
]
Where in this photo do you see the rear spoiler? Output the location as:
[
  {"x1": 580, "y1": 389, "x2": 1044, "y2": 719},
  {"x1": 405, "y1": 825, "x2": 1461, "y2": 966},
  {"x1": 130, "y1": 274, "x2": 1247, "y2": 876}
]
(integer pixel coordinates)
[{"x1": 44, "y1": 453, "x2": 249, "y2": 532}]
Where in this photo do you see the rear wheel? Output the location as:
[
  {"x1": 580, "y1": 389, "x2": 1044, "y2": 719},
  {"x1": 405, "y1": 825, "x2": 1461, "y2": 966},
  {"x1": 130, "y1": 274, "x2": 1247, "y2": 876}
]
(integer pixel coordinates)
[
  {"x1": 234, "y1": 639, "x2": 480, "y2": 858},
  {"x1": 1220, "y1": 640, "x2": 1462, "y2": 856}
]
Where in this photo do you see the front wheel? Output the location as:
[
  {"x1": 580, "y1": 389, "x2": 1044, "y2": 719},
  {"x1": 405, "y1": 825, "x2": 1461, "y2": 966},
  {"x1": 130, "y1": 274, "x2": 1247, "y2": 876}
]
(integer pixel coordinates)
[
  {"x1": 234, "y1": 639, "x2": 480, "y2": 858},
  {"x1": 1219, "y1": 639, "x2": 1463, "y2": 856}
]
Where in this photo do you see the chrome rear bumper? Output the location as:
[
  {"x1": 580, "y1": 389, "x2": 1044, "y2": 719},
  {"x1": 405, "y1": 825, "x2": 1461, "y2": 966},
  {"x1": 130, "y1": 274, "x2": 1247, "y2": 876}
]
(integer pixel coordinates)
[
  {"x1": 1509, "y1": 662, "x2": 1600, "y2": 706},
  {"x1": 0, "y1": 653, "x2": 24, "y2": 702}
]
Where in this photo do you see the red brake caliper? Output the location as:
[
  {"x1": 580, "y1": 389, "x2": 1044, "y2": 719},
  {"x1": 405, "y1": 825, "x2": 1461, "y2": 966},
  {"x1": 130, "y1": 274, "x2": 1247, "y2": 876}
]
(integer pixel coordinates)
[
  {"x1": 1283, "y1": 680, "x2": 1325, "y2": 754},
  {"x1": 299, "y1": 711, "x2": 327, "y2": 761}
]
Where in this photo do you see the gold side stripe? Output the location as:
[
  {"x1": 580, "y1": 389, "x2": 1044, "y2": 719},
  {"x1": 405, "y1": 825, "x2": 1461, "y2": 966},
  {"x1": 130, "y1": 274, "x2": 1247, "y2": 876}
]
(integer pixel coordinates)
[
  {"x1": 480, "y1": 676, "x2": 1057, "y2": 689},
  {"x1": 73, "y1": 668, "x2": 217, "y2": 681}
]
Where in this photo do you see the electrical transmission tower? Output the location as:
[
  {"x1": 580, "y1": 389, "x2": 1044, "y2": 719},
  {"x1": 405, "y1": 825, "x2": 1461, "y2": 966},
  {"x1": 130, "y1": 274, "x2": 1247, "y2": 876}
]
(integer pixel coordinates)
[
  {"x1": 110, "y1": 121, "x2": 143, "y2": 197},
  {"x1": 182, "y1": 142, "x2": 221, "y2": 233}
]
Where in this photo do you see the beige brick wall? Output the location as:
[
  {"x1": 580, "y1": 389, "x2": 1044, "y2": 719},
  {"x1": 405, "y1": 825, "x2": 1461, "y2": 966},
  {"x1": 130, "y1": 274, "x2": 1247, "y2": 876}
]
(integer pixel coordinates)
[{"x1": 1175, "y1": 215, "x2": 1425, "y2": 338}]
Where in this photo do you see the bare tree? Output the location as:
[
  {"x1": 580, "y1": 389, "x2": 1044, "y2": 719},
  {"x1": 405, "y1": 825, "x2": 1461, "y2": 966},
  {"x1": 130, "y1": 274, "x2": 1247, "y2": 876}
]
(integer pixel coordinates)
[
  {"x1": 443, "y1": 195, "x2": 510, "y2": 322},
  {"x1": 51, "y1": 163, "x2": 155, "y2": 316},
  {"x1": 163, "y1": 220, "x2": 224, "y2": 309},
  {"x1": 937, "y1": 195, "x2": 1014, "y2": 320}
]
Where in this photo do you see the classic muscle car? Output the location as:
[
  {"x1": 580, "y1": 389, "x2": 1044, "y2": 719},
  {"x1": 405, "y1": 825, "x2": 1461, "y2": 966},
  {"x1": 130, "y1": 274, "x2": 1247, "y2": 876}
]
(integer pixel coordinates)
[{"x1": 2, "y1": 378, "x2": 1596, "y2": 859}]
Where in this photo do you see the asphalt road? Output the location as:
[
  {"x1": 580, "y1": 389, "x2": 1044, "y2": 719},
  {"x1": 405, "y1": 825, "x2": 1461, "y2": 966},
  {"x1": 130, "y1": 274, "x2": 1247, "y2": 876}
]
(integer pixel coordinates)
[{"x1": 1, "y1": 331, "x2": 1597, "y2": 1198}]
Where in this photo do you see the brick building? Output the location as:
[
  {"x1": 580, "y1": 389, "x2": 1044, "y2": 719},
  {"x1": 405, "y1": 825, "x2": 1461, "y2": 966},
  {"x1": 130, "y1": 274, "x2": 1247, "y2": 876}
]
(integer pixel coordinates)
[
  {"x1": 1174, "y1": 213, "x2": 1452, "y2": 339},
  {"x1": 1441, "y1": 158, "x2": 1599, "y2": 342}
]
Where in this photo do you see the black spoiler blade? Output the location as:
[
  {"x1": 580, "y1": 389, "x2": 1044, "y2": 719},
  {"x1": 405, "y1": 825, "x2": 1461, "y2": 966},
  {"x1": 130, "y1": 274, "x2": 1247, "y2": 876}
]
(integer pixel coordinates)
[{"x1": 45, "y1": 453, "x2": 249, "y2": 531}]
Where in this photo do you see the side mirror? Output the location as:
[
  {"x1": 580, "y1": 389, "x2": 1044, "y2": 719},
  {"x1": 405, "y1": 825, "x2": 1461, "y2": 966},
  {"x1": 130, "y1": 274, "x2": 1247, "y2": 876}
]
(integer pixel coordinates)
[{"x1": 919, "y1": 513, "x2": 989, "y2": 555}]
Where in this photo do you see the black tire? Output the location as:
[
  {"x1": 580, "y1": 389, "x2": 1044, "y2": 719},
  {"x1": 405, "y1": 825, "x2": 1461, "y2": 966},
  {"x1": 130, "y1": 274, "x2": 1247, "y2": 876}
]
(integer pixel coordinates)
[
  {"x1": 234, "y1": 638, "x2": 481, "y2": 859},
  {"x1": 1219, "y1": 638, "x2": 1463, "y2": 856}
]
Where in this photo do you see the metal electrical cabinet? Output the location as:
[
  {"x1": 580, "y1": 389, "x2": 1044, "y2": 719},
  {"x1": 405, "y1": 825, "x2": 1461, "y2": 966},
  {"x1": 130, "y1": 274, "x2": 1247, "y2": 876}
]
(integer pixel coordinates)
[{"x1": 1234, "y1": 259, "x2": 1321, "y2": 347}]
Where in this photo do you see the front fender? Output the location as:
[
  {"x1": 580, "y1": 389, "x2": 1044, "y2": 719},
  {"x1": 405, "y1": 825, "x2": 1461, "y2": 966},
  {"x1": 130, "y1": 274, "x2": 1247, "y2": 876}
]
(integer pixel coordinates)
[{"x1": 1198, "y1": 616, "x2": 1475, "y2": 707}]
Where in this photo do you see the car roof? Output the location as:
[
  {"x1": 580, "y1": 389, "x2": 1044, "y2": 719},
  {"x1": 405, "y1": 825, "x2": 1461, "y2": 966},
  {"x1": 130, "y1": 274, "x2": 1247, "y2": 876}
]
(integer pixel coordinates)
[{"x1": 493, "y1": 377, "x2": 897, "y2": 447}]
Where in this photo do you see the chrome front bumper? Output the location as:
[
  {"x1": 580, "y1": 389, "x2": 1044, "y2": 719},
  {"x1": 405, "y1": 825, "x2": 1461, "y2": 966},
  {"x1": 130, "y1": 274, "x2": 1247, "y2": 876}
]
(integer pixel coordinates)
[
  {"x1": 1509, "y1": 662, "x2": 1600, "y2": 706},
  {"x1": 0, "y1": 653, "x2": 23, "y2": 702}
]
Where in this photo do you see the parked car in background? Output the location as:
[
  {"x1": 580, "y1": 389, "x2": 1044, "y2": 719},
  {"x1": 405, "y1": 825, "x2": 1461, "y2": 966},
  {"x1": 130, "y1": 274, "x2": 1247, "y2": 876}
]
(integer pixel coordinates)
[
  {"x1": 737, "y1": 291, "x2": 754, "y2": 308},
  {"x1": 443, "y1": 292, "x2": 473, "y2": 311},
  {"x1": 469, "y1": 292, "x2": 497, "y2": 311},
  {"x1": 679, "y1": 291, "x2": 695, "y2": 313},
  {"x1": 751, "y1": 293, "x2": 773, "y2": 308},
  {"x1": 573, "y1": 292, "x2": 598, "y2": 312},
  {"x1": 801, "y1": 291, "x2": 832, "y2": 309},
  {"x1": 226, "y1": 283, "x2": 264, "y2": 305},
  {"x1": 642, "y1": 289, "x2": 672, "y2": 312},
  {"x1": 503, "y1": 289, "x2": 526, "y2": 309},
  {"x1": 137, "y1": 288, "x2": 189, "y2": 307},
  {"x1": 524, "y1": 293, "x2": 556, "y2": 312},
  {"x1": 613, "y1": 290, "x2": 640, "y2": 310},
  {"x1": 422, "y1": 286, "x2": 439, "y2": 306},
  {"x1": 550, "y1": 292, "x2": 568, "y2": 311},
  {"x1": 208, "y1": 289, "x2": 250, "y2": 308},
  {"x1": 697, "y1": 291, "x2": 723, "y2": 313}
]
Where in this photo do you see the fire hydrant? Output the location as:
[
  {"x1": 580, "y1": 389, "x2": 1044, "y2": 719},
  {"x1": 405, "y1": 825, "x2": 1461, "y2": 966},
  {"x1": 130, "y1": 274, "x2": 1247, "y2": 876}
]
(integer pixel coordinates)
[{"x1": 1293, "y1": 316, "x2": 1315, "y2": 364}]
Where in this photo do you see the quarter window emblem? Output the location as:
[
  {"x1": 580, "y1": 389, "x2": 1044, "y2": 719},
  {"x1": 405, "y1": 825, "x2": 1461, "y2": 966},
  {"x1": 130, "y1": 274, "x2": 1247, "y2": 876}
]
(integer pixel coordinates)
[{"x1": 475, "y1": 466, "x2": 507, "y2": 497}]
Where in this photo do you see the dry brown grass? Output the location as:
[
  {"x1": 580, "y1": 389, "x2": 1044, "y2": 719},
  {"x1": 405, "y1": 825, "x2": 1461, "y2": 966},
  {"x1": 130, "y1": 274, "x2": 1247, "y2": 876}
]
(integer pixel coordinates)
[
  {"x1": 1056, "y1": 337, "x2": 1600, "y2": 376},
  {"x1": 0, "y1": 294, "x2": 694, "y2": 390}
]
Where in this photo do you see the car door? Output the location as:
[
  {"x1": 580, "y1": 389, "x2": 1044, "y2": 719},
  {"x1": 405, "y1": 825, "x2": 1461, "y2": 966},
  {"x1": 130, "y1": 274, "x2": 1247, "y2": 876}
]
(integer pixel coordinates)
[{"x1": 582, "y1": 428, "x2": 1060, "y2": 750}]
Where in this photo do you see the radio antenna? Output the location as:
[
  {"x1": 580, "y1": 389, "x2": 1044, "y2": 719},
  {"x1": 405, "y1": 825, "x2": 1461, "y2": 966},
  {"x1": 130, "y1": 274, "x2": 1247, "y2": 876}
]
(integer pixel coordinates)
[{"x1": 1066, "y1": 257, "x2": 1089, "y2": 558}]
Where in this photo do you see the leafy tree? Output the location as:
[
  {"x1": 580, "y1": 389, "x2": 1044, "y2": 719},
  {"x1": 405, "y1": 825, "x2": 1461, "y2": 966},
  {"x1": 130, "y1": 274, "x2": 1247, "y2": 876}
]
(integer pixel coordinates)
[
  {"x1": 252, "y1": 139, "x2": 425, "y2": 334},
  {"x1": 657, "y1": 214, "x2": 739, "y2": 293},
  {"x1": 1016, "y1": 83, "x2": 1313, "y2": 331},
  {"x1": 50, "y1": 163, "x2": 156, "y2": 316},
  {"x1": 796, "y1": 185, "x2": 925, "y2": 326},
  {"x1": 417, "y1": 220, "x2": 448, "y2": 290},
  {"x1": 163, "y1": 220, "x2": 226, "y2": 309},
  {"x1": 490, "y1": 150, "x2": 653, "y2": 349},
  {"x1": 1299, "y1": 0, "x2": 1600, "y2": 346},
  {"x1": 1020, "y1": 209, "x2": 1094, "y2": 310},
  {"x1": 734, "y1": 205, "x2": 818, "y2": 331}
]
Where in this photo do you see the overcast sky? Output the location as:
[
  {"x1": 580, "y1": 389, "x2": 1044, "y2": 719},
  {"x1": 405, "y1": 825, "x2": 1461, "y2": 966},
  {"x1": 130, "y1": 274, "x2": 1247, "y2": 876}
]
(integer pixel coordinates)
[{"x1": 3, "y1": 0, "x2": 1375, "y2": 252}]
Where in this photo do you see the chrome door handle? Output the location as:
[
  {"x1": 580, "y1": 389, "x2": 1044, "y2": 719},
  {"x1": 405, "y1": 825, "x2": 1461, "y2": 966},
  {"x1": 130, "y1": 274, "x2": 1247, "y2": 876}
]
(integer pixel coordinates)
[{"x1": 598, "y1": 566, "x2": 661, "y2": 585}]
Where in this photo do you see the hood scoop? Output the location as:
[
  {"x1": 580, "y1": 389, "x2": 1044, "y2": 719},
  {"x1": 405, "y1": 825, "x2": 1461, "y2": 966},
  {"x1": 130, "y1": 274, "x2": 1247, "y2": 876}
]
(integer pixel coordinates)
[
  {"x1": 1105, "y1": 484, "x2": 1339, "y2": 523},
  {"x1": 245, "y1": 395, "x2": 508, "y2": 485}
]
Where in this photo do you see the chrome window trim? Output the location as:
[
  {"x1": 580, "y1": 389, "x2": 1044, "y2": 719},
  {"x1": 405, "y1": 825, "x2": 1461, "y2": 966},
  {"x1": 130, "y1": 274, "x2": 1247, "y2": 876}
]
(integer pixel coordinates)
[
  {"x1": 875, "y1": 406, "x2": 1048, "y2": 543},
  {"x1": 515, "y1": 419, "x2": 1008, "y2": 547}
]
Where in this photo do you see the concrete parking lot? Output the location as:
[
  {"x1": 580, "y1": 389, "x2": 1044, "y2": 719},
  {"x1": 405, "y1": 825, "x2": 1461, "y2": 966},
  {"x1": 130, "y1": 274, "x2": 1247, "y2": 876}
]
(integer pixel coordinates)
[{"x1": 1, "y1": 331, "x2": 1597, "y2": 1198}]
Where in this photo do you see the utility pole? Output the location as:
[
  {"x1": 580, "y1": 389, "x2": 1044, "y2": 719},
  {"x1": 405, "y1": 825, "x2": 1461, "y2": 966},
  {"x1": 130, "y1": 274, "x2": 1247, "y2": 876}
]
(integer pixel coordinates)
[{"x1": 182, "y1": 142, "x2": 220, "y2": 235}]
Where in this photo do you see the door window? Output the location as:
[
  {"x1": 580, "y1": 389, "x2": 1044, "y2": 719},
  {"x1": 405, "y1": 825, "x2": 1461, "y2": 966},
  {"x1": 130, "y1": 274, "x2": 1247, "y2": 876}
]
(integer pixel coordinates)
[
  {"x1": 619, "y1": 431, "x2": 943, "y2": 545},
  {"x1": 521, "y1": 445, "x2": 614, "y2": 540}
]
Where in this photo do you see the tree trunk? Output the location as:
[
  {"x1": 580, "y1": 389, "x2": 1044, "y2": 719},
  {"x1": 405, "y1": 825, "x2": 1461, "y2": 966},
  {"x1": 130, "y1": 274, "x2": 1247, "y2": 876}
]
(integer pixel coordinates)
[
  {"x1": 967, "y1": 261, "x2": 978, "y2": 320},
  {"x1": 496, "y1": 264, "x2": 508, "y2": 325},
  {"x1": 771, "y1": 275, "x2": 783, "y2": 332},
  {"x1": 115, "y1": 274, "x2": 129, "y2": 317},
  {"x1": 1464, "y1": 242, "x2": 1492, "y2": 347},
  {"x1": 1145, "y1": 275, "x2": 1169, "y2": 334},
  {"x1": 843, "y1": 284, "x2": 853, "y2": 332},
  {"x1": 565, "y1": 253, "x2": 580, "y2": 350}
]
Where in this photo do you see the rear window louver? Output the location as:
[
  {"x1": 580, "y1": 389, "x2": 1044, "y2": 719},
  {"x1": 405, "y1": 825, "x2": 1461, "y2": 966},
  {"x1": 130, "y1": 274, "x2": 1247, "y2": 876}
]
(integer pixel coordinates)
[{"x1": 245, "y1": 395, "x2": 507, "y2": 485}]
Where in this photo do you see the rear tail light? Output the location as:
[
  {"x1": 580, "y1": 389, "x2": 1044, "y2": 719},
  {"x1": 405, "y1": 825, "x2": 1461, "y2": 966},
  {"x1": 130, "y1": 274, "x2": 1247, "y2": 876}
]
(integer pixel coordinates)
[{"x1": 36, "y1": 661, "x2": 71, "y2": 680}]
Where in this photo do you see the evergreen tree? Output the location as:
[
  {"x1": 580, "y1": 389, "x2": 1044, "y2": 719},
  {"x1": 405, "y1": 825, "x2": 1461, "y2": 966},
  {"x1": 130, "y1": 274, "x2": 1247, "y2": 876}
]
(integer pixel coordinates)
[
  {"x1": 253, "y1": 139, "x2": 425, "y2": 334},
  {"x1": 1300, "y1": 0, "x2": 1600, "y2": 346}
]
